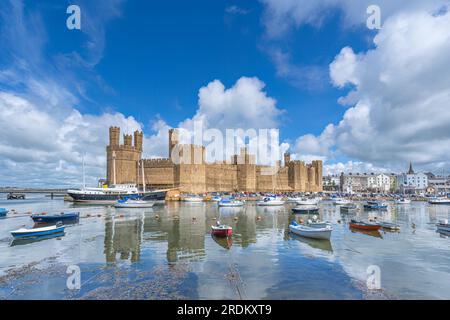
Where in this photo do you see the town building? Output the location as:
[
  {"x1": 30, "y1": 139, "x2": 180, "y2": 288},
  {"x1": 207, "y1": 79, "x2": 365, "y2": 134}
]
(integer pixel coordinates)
[
  {"x1": 106, "y1": 127, "x2": 323, "y2": 193},
  {"x1": 396, "y1": 162, "x2": 428, "y2": 194}
]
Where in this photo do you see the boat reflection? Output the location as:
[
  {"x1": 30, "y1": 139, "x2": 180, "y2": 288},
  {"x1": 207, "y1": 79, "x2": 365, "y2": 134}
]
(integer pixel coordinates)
[
  {"x1": 349, "y1": 228, "x2": 383, "y2": 239},
  {"x1": 218, "y1": 206, "x2": 244, "y2": 216},
  {"x1": 289, "y1": 233, "x2": 333, "y2": 253},
  {"x1": 211, "y1": 234, "x2": 233, "y2": 249},
  {"x1": 10, "y1": 232, "x2": 65, "y2": 247},
  {"x1": 437, "y1": 229, "x2": 450, "y2": 238}
]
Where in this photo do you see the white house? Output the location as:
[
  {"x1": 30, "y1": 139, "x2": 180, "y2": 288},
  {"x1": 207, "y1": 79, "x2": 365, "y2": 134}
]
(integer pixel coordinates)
[{"x1": 397, "y1": 163, "x2": 428, "y2": 194}]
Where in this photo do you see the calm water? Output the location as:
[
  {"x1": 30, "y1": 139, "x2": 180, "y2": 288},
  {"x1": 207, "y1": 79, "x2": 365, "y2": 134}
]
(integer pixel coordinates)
[{"x1": 1, "y1": 194, "x2": 450, "y2": 300}]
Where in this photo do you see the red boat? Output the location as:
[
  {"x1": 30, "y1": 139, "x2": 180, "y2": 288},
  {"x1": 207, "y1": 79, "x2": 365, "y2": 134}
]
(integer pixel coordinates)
[
  {"x1": 211, "y1": 224, "x2": 233, "y2": 237},
  {"x1": 349, "y1": 220, "x2": 382, "y2": 231}
]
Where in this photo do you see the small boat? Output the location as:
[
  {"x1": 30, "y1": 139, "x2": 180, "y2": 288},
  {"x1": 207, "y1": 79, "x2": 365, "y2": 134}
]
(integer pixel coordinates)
[
  {"x1": 340, "y1": 204, "x2": 358, "y2": 212},
  {"x1": 296, "y1": 198, "x2": 319, "y2": 206},
  {"x1": 292, "y1": 205, "x2": 319, "y2": 214},
  {"x1": 377, "y1": 221, "x2": 400, "y2": 231},
  {"x1": 211, "y1": 195, "x2": 222, "y2": 202},
  {"x1": 289, "y1": 221, "x2": 332, "y2": 240},
  {"x1": 428, "y1": 197, "x2": 450, "y2": 205},
  {"x1": 349, "y1": 219, "x2": 382, "y2": 231},
  {"x1": 211, "y1": 222, "x2": 233, "y2": 237},
  {"x1": 182, "y1": 195, "x2": 204, "y2": 202},
  {"x1": 257, "y1": 197, "x2": 285, "y2": 206},
  {"x1": 218, "y1": 198, "x2": 244, "y2": 207},
  {"x1": 436, "y1": 219, "x2": 450, "y2": 232},
  {"x1": 114, "y1": 198, "x2": 155, "y2": 208},
  {"x1": 364, "y1": 201, "x2": 388, "y2": 210},
  {"x1": 11, "y1": 223, "x2": 65, "y2": 238},
  {"x1": 307, "y1": 220, "x2": 331, "y2": 229},
  {"x1": 7, "y1": 193, "x2": 25, "y2": 200},
  {"x1": 31, "y1": 212, "x2": 79, "y2": 223},
  {"x1": 332, "y1": 198, "x2": 352, "y2": 205},
  {"x1": 395, "y1": 198, "x2": 411, "y2": 204},
  {"x1": 0, "y1": 208, "x2": 8, "y2": 217},
  {"x1": 286, "y1": 196, "x2": 303, "y2": 202}
]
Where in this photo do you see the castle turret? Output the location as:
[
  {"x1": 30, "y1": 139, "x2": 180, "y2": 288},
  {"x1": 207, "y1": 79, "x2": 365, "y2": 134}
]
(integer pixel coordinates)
[
  {"x1": 109, "y1": 126, "x2": 120, "y2": 146},
  {"x1": 284, "y1": 152, "x2": 291, "y2": 166},
  {"x1": 124, "y1": 134, "x2": 132, "y2": 147},
  {"x1": 134, "y1": 130, "x2": 143, "y2": 151},
  {"x1": 169, "y1": 128, "x2": 179, "y2": 160}
]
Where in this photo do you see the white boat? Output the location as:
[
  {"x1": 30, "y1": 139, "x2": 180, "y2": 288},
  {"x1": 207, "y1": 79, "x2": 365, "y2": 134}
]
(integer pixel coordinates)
[
  {"x1": 257, "y1": 197, "x2": 285, "y2": 206},
  {"x1": 286, "y1": 197, "x2": 303, "y2": 202},
  {"x1": 182, "y1": 195, "x2": 204, "y2": 202},
  {"x1": 289, "y1": 221, "x2": 332, "y2": 240},
  {"x1": 306, "y1": 219, "x2": 331, "y2": 229},
  {"x1": 11, "y1": 223, "x2": 65, "y2": 238},
  {"x1": 114, "y1": 199, "x2": 155, "y2": 208},
  {"x1": 428, "y1": 197, "x2": 450, "y2": 205},
  {"x1": 296, "y1": 198, "x2": 319, "y2": 206},
  {"x1": 436, "y1": 219, "x2": 450, "y2": 232},
  {"x1": 395, "y1": 198, "x2": 411, "y2": 204},
  {"x1": 332, "y1": 198, "x2": 352, "y2": 205},
  {"x1": 218, "y1": 198, "x2": 244, "y2": 207}
]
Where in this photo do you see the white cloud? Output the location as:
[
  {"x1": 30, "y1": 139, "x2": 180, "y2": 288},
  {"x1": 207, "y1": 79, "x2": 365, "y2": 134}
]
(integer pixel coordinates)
[
  {"x1": 296, "y1": 8, "x2": 450, "y2": 173},
  {"x1": 260, "y1": 0, "x2": 447, "y2": 37}
]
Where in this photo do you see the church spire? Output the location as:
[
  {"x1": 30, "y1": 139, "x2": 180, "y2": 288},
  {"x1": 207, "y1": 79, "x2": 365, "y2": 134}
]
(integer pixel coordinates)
[{"x1": 407, "y1": 162, "x2": 415, "y2": 174}]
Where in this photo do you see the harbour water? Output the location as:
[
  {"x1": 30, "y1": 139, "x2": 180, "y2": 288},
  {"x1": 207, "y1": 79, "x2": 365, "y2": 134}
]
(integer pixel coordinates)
[{"x1": 1, "y1": 194, "x2": 450, "y2": 299}]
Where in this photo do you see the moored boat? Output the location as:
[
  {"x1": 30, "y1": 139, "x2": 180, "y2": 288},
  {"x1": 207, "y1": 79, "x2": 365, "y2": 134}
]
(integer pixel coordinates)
[
  {"x1": 436, "y1": 219, "x2": 450, "y2": 232},
  {"x1": 0, "y1": 208, "x2": 8, "y2": 217},
  {"x1": 289, "y1": 221, "x2": 332, "y2": 240},
  {"x1": 428, "y1": 197, "x2": 450, "y2": 205},
  {"x1": 11, "y1": 223, "x2": 65, "y2": 238},
  {"x1": 349, "y1": 219, "x2": 382, "y2": 231},
  {"x1": 257, "y1": 197, "x2": 285, "y2": 206},
  {"x1": 364, "y1": 201, "x2": 388, "y2": 210},
  {"x1": 296, "y1": 197, "x2": 319, "y2": 206},
  {"x1": 332, "y1": 198, "x2": 352, "y2": 205},
  {"x1": 292, "y1": 205, "x2": 319, "y2": 214},
  {"x1": 211, "y1": 222, "x2": 233, "y2": 237},
  {"x1": 395, "y1": 198, "x2": 411, "y2": 204},
  {"x1": 114, "y1": 198, "x2": 155, "y2": 208},
  {"x1": 31, "y1": 212, "x2": 80, "y2": 223},
  {"x1": 182, "y1": 195, "x2": 204, "y2": 202},
  {"x1": 218, "y1": 198, "x2": 244, "y2": 207}
]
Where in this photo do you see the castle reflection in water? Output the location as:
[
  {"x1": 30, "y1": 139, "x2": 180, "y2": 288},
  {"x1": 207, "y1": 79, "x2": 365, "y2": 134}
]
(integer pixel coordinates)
[{"x1": 102, "y1": 202, "x2": 291, "y2": 264}]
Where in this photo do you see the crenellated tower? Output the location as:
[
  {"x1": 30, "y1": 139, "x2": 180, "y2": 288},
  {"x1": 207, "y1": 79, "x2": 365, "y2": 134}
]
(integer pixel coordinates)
[{"x1": 106, "y1": 127, "x2": 142, "y2": 185}]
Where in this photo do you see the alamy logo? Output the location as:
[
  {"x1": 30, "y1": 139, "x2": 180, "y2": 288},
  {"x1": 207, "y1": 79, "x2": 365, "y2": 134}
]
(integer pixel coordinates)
[
  {"x1": 366, "y1": 5, "x2": 381, "y2": 30},
  {"x1": 366, "y1": 265, "x2": 381, "y2": 290},
  {"x1": 66, "y1": 265, "x2": 81, "y2": 290},
  {"x1": 66, "y1": 5, "x2": 81, "y2": 30}
]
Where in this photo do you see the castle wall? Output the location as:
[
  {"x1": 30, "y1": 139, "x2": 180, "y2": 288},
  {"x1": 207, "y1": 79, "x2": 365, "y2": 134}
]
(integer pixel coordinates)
[{"x1": 142, "y1": 159, "x2": 175, "y2": 189}]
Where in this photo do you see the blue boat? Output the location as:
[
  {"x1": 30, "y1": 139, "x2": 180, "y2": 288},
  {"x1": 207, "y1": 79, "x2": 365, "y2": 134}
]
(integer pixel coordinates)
[
  {"x1": 31, "y1": 212, "x2": 79, "y2": 223},
  {"x1": 0, "y1": 208, "x2": 8, "y2": 217},
  {"x1": 364, "y1": 201, "x2": 388, "y2": 210},
  {"x1": 11, "y1": 223, "x2": 65, "y2": 238}
]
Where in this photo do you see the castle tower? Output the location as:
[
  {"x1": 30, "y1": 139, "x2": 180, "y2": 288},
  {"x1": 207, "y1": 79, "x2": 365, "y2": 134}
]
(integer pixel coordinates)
[
  {"x1": 124, "y1": 134, "x2": 133, "y2": 147},
  {"x1": 312, "y1": 160, "x2": 323, "y2": 191},
  {"x1": 109, "y1": 126, "x2": 120, "y2": 146},
  {"x1": 169, "y1": 128, "x2": 179, "y2": 160},
  {"x1": 284, "y1": 152, "x2": 291, "y2": 166},
  {"x1": 134, "y1": 130, "x2": 143, "y2": 151},
  {"x1": 106, "y1": 127, "x2": 142, "y2": 185}
]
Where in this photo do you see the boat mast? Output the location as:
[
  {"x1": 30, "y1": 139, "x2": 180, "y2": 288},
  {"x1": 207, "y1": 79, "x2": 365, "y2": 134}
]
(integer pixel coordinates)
[{"x1": 82, "y1": 154, "x2": 86, "y2": 189}]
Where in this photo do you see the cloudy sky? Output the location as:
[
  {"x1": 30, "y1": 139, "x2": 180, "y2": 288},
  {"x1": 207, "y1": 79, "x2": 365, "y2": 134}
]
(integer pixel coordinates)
[{"x1": 0, "y1": 0, "x2": 449, "y2": 187}]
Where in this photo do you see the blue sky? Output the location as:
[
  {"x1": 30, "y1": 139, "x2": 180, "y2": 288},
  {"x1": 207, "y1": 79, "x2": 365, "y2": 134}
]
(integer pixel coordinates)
[{"x1": 1, "y1": 0, "x2": 450, "y2": 186}]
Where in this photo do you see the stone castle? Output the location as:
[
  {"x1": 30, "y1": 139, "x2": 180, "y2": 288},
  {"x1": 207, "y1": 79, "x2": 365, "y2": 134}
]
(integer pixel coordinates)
[{"x1": 106, "y1": 127, "x2": 323, "y2": 193}]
